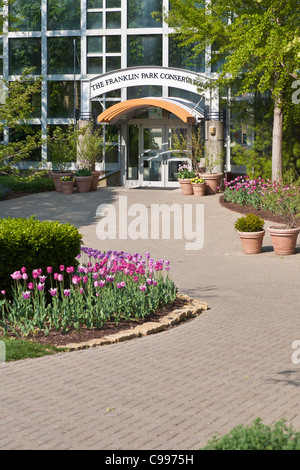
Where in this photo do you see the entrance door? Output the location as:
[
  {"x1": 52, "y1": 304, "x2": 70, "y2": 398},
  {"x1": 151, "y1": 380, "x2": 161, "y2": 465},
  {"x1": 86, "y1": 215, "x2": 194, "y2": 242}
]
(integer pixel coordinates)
[{"x1": 126, "y1": 122, "x2": 192, "y2": 188}]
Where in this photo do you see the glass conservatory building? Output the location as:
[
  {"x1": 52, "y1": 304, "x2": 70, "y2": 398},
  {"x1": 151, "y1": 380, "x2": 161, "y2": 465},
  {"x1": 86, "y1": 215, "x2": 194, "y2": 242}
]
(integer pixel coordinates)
[{"x1": 0, "y1": 0, "x2": 237, "y2": 187}]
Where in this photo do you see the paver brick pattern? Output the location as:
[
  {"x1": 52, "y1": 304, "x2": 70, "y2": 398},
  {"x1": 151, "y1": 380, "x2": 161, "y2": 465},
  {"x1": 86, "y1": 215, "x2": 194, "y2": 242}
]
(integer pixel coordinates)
[{"x1": 0, "y1": 188, "x2": 299, "y2": 449}]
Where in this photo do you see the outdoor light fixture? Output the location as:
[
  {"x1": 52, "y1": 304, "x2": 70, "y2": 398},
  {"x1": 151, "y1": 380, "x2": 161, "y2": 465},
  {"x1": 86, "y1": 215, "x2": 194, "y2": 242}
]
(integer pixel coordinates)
[{"x1": 209, "y1": 126, "x2": 216, "y2": 136}]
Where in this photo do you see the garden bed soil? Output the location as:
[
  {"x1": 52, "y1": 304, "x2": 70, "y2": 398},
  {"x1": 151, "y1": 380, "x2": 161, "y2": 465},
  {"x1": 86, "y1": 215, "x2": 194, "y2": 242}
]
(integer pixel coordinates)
[
  {"x1": 1, "y1": 297, "x2": 190, "y2": 348},
  {"x1": 219, "y1": 194, "x2": 300, "y2": 228}
]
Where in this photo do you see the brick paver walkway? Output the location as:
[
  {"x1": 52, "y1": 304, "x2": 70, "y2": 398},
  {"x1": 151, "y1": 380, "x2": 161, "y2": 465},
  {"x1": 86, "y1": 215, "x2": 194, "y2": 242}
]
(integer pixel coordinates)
[{"x1": 0, "y1": 188, "x2": 299, "y2": 450}]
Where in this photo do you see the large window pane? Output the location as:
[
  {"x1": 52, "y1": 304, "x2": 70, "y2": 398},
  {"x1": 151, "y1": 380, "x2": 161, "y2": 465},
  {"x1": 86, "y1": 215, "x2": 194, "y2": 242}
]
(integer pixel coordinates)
[
  {"x1": 48, "y1": 37, "x2": 80, "y2": 74},
  {"x1": 48, "y1": 81, "x2": 81, "y2": 118},
  {"x1": 87, "y1": 0, "x2": 103, "y2": 7},
  {"x1": 9, "y1": 38, "x2": 41, "y2": 75},
  {"x1": 48, "y1": 0, "x2": 80, "y2": 30},
  {"x1": 127, "y1": 85, "x2": 162, "y2": 99},
  {"x1": 128, "y1": 35, "x2": 162, "y2": 67},
  {"x1": 169, "y1": 36, "x2": 205, "y2": 73},
  {"x1": 87, "y1": 36, "x2": 103, "y2": 53},
  {"x1": 128, "y1": 0, "x2": 162, "y2": 28},
  {"x1": 9, "y1": 0, "x2": 41, "y2": 31},
  {"x1": 107, "y1": 0, "x2": 120, "y2": 7},
  {"x1": 87, "y1": 12, "x2": 103, "y2": 29}
]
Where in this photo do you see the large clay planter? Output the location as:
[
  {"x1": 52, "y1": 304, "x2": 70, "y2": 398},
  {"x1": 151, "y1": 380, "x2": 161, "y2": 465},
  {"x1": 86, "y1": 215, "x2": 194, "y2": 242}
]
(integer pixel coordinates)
[
  {"x1": 51, "y1": 171, "x2": 74, "y2": 192},
  {"x1": 90, "y1": 171, "x2": 101, "y2": 191},
  {"x1": 75, "y1": 176, "x2": 92, "y2": 193},
  {"x1": 61, "y1": 180, "x2": 75, "y2": 195},
  {"x1": 198, "y1": 172, "x2": 223, "y2": 195},
  {"x1": 268, "y1": 226, "x2": 300, "y2": 255},
  {"x1": 179, "y1": 179, "x2": 193, "y2": 195},
  {"x1": 192, "y1": 183, "x2": 206, "y2": 196},
  {"x1": 238, "y1": 230, "x2": 265, "y2": 254}
]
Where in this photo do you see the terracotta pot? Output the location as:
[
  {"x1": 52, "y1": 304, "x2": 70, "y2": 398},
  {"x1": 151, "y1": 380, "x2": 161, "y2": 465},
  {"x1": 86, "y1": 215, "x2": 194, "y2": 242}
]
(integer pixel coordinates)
[
  {"x1": 238, "y1": 230, "x2": 265, "y2": 254},
  {"x1": 192, "y1": 183, "x2": 206, "y2": 196},
  {"x1": 75, "y1": 175, "x2": 92, "y2": 193},
  {"x1": 51, "y1": 171, "x2": 74, "y2": 192},
  {"x1": 90, "y1": 171, "x2": 101, "y2": 191},
  {"x1": 179, "y1": 179, "x2": 193, "y2": 195},
  {"x1": 61, "y1": 180, "x2": 75, "y2": 195},
  {"x1": 198, "y1": 172, "x2": 223, "y2": 195},
  {"x1": 268, "y1": 226, "x2": 300, "y2": 255}
]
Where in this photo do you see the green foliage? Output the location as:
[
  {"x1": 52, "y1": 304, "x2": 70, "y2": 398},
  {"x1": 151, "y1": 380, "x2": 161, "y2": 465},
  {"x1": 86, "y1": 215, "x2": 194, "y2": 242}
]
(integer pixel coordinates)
[
  {"x1": 74, "y1": 168, "x2": 92, "y2": 177},
  {"x1": 0, "y1": 68, "x2": 44, "y2": 174},
  {"x1": 202, "y1": 418, "x2": 300, "y2": 450},
  {"x1": 0, "y1": 217, "x2": 83, "y2": 296},
  {"x1": 47, "y1": 125, "x2": 77, "y2": 171},
  {"x1": 0, "y1": 184, "x2": 11, "y2": 199},
  {"x1": 234, "y1": 213, "x2": 264, "y2": 232},
  {"x1": 0, "y1": 176, "x2": 54, "y2": 193}
]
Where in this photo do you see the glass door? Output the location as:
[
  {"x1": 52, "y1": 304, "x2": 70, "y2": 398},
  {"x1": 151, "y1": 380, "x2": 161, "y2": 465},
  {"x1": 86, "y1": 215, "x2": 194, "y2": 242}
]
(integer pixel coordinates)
[{"x1": 140, "y1": 127, "x2": 165, "y2": 186}]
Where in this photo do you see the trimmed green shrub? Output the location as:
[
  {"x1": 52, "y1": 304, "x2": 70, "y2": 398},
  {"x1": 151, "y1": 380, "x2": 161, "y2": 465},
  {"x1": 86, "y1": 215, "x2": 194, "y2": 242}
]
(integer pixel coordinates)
[
  {"x1": 234, "y1": 213, "x2": 264, "y2": 232},
  {"x1": 0, "y1": 216, "x2": 83, "y2": 296},
  {"x1": 202, "y1": 418, "x2": 300, "y2": 450},
  {"x1": 0, "y1": 176, "x2": 54, "y2": 193}
]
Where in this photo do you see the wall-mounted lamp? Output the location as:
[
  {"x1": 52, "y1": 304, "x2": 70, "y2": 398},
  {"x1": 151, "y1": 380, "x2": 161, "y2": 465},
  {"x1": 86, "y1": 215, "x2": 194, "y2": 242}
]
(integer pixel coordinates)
[{"x1": 209, "y1": 126, "x2": 216, "y2": 136}]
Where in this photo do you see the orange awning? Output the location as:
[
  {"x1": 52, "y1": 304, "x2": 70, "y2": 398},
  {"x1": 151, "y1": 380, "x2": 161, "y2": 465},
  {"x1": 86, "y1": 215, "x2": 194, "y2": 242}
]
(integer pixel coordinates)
[{"x1": 97, "y1": 98, "x2": 197, "y2": 124}]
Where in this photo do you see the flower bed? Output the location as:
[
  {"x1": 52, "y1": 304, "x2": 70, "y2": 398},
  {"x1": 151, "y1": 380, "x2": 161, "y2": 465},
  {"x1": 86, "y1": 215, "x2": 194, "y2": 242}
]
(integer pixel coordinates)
[
  {"x1": 223, "y1": 176, "x2": 300, "y2": 228},
  {"x1": 0, "y1": 248, "x2": 177, "y2": 339}
]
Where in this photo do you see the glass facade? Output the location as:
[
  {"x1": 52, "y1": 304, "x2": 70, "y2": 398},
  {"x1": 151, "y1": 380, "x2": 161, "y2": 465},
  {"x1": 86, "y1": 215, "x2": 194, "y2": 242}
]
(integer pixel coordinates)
[{"x1": 0, "y1": 0, "x2": 220, "y2": 176}]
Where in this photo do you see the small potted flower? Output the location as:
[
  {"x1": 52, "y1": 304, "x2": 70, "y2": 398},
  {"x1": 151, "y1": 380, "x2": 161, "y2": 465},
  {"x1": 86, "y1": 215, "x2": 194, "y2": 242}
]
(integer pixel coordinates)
[
  {"x1": 178, "y1": 163, "x2": 196, "y2": 195},
  {"x1": 191, "y1": 177, "x2": 206, "y2": 196},
  {"x1": 60, "y1": 175, "x2": 75, "y2": 195},
  {"x1": 74, "y1": 168, "x2": 93, "y2": 193},
  {"x1": 234, "y1": 213, "x2": 265, "y2": 254}
]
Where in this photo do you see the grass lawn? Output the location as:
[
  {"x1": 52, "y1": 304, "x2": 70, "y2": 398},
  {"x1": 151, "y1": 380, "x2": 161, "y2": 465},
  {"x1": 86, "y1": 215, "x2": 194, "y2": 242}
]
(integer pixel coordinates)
[{"x1": 1, "y1": 338, "x2": 67, "y2": 362}]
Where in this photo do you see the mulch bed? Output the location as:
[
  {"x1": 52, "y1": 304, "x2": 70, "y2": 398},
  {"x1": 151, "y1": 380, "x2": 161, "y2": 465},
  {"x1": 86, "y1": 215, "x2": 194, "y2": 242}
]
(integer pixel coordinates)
[
  {"x1": 1, "y1": 297, "x2": 189, "y2": 348},
  {"x1": 219, "y1": 194, "x2": 300, "y2": 228}
]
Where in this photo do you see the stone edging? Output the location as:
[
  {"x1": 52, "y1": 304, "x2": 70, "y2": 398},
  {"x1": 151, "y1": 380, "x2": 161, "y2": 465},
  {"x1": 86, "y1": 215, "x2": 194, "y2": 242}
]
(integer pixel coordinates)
[{"x1": 61, "y1": 294, "x2": 208, "y2": 351}]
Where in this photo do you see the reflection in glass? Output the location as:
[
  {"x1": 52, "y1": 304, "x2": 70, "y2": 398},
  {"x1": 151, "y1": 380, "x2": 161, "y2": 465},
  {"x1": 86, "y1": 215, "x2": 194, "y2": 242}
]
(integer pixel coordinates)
[
  {"x1": 9, "y1": 38, "x2": 41, "y2": 75},
  {"x1": 48, "y1": 37, "x2": 80, "y2": 74},
  {"x1": 48, "y1": 81, "x2": 81, "y2": 118},
  {"x1": 87, "y1": 12, "x2": 103, "y2": 29},
  {"x1": 48, "y1": 0, "x2": 80, "y2": 30},
  {"x1": 128, "y1": 35, "x2": 162, "y2": 67},
  {"x1": 106, "y1": 12, "x2": 121, "y2": 29},
  {"x1": 87, "y1": 36, "x2": 103, "y2": 53},
  {"x1": 87, "y1": 0, "x2": 103, "y2": 7},
  {"x1": 128, "y1": 0, "x2": 162, "y2": 28},
  {"x1": 106, "y1": 35, "x2": 121, "y2": 53},
  {"x1": 87, "y1": 57, "x2": 103, "y2": 74},
  {"x1": 106, "y1": 56, "x2": 121, "y2": 72},
  {"x1": 9, "y1": 0, "x2": 41, "y2": 31},
  {"x1": 169, "y1": 36, "x2": 205, "y2": 73},
  {"x1": 128, "y1": 124, "x2": 139, "y2": 180}
]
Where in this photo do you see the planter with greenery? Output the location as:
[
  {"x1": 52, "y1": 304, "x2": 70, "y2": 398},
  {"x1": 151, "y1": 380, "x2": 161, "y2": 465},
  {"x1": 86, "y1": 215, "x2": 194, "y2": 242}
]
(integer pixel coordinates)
[
  {"x1": 48, "y1": 126, "x2": 76, "y2": 192},
  {"x1": 191, "y1": 177, "x2": 206, "y2": 196},
  {"x1": 60, "y1": 175, "x2": 75, "y2": 195},
  {"x1": 74, "y1": 168, "x2": 92, "y2": 193},
  {"x1": 234, "y1": 213, "x2": 265, "y2": 254},
  {"x1": 177, "y1": 164, "x2": 196, "y2": 195}
]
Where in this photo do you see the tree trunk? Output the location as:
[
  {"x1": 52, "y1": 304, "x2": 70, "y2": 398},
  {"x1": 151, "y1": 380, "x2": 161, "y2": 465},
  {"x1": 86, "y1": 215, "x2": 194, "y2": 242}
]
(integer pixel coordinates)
[{"x1": 272, "y1": 95, "x2": 283, "y2": 182}]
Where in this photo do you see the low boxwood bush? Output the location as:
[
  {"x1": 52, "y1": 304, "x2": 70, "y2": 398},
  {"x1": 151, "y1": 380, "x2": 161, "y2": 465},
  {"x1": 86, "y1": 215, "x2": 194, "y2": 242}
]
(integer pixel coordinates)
[
  {"x1": 0, "y1": 216, "x2": 82, "y2": 296},
  {"x1": 0, "y1": 176, "x2": 54, "y2": 193},
  {"x1": 234, "y1": 213, "x2": 264, "y2": 232},
  {"x1": 202, "y1": 418, "x2": 300, "y2": 450}
]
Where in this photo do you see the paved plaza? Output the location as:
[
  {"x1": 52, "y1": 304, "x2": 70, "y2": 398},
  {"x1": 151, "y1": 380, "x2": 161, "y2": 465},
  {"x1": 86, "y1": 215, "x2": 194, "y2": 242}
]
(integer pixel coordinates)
[{"x1": 0, "y1": 188, "x2": 299, "y2": 450}]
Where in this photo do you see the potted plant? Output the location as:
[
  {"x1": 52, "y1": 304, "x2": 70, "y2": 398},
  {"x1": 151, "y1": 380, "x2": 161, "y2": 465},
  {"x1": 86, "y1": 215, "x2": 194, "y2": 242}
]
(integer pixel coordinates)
[
  {"x1": 191, "y1": 177, "x2": 206, "y2": 196},
  {"x1": 74, "y1": 168, "x2": 93, "y2": 193},
  {"x1": 234, "y1": 213, "x2": 265, "y2": 254},
  {"x1": 267, "y1": 184, "x2": 300, "y2": 255},
  {"x1": 198, "y1": 144, "x2": 224, "y2": 195},
  {"x1": 177, "y1": 164, "x2": 196, "y2": 195},
  {"x1": 60, "y1": 175, "x2": 75, "y2": 195},
  {"x1": 77, "y1": 123, "x2": 116, "y2": 191},
  {"x1": 48, "y1": 126, "x2": 76, "y2": 192}
]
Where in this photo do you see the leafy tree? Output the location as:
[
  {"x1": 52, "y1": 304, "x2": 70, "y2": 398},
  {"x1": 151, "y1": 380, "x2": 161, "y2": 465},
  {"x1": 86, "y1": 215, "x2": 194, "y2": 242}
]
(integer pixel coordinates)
[
  {"x1": 0, "y1": 68, "x2": 44, "y2": 174},
  {"x1": 164, "y1": 0, "x2": 300, "y2": 181}
]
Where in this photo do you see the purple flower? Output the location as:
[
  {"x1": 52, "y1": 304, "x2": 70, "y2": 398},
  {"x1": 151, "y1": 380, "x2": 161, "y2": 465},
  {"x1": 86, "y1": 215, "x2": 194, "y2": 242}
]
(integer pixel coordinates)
[
  {"x1": 99, "y1": 280, "x2": 106, "y2": 287},
  {"x1": 1, "y1": 290, "x2": 5, "y2": 295},
  {"x1": 21, "y1": 267, "x2": 27, "y2": 274},
  {"x1": 22, "y1": 273, "x2": 28, "y2": 280},
  {"x1": 37, "y1": 283, "x2": 45, "y2": 291},
  {"x1": 28, "y1": 282, "x2": 34, "y2": 290},
  {"x1": 57, "y1": 274, "x2": 64, "y2": 282},
  {"x1": 11, "y1": 271, "x2": 22, "y2": 280},
  {"x1": 39, "y1": 275, "x2": 47, "y2": 283},
  {"x1": 59, "y1": 265, "x2": 65, "y2": 272},
  {"x1": 22, "y1": 291, "x2": 31, "y2": 299},
  {"x1": 49, "y1": 288, "x2": 58, "y2": 297},
  {"x1": 139, "y1": 284, "x2": 146, "y2": 292},
  {"x1": 63, "y1": 289, "x2": 71, "y2": 297},
  {"x1": 47, "y1": 266, "x2": 53, "y2": 274},
  {"x1": 66, "y1": 266, "x2": 74, "y2": 274}
]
